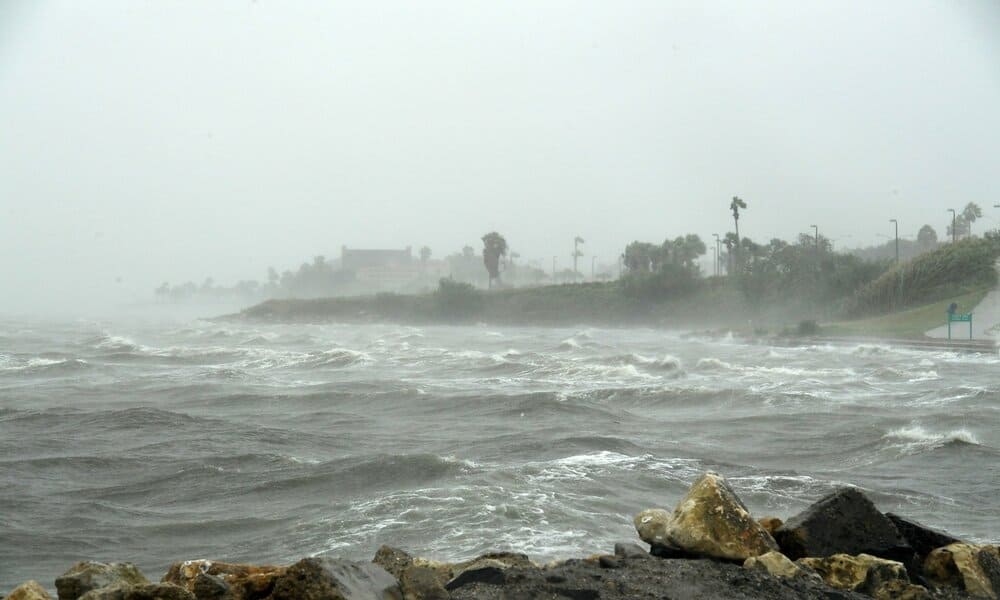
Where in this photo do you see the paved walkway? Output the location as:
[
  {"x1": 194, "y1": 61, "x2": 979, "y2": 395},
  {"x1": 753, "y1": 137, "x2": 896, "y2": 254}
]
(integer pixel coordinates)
[{"x1": 925, "y1": 260, "x2": 1000, "y2": 340}]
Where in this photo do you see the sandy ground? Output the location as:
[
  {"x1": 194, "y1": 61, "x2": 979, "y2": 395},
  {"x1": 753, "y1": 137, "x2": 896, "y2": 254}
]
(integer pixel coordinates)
[{"x1": 926, "y1": 260, "x2": 1000, "y2": 340}]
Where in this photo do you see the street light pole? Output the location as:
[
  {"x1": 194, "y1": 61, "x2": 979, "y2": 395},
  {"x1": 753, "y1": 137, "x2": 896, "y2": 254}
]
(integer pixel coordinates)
[
  {"x1": 712, "y1": 233, "x2": 720, "y2": 276},
  {"x1": 948, "y1": 208, "x2": 956, "y2": 243},
  {"x1": 552, "y1": 256, "x2": 557, "y2": 279},
  {"x1": 811, "y1": 225, "x2": 819, "y2": 251},
  {"x1": 591, "y1": 256, "x2": 597, "y2": 279},
  {"x1": 890, "y1": 219, "x2": 899, "y2": 263}
]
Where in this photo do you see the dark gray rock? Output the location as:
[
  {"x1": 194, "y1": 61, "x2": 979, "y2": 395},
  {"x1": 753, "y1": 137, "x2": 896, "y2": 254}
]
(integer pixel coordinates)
[
  {"x1": 447, "y1": 556, "x2": 870, "y2": 600},
  {"x1": 267, "y1": 558, "x2": 401, "y2": 600},
  {"x1": 55, "y1": 563, "x2": 149, "y2": 600},
  {"x1": 774, "y1": 488, "x2": 912, "y2": 563},
  {"x1": 612, "y1": 543, "x2": 650, "y2": 560},
  {"x1": 887, "y1": 514, "x2": 963, "y2": 560},
  {"x1": 445, "y1": 566, "x2": 507, "y2": 590}
]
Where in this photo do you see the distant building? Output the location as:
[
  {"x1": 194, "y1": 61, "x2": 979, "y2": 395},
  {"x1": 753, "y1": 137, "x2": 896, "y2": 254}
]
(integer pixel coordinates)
[
  {"x1": 341, "y1": 246, "x2": 413, "y2": 270},
  {"x1": 341, "y1": 246, "x2": 446, "y2": 292}
]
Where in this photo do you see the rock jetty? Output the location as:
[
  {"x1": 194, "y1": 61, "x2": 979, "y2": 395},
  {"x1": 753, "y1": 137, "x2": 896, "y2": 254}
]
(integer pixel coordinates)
[{"x1": 5, "y1": 472, "x2": 998, "y2": 600}]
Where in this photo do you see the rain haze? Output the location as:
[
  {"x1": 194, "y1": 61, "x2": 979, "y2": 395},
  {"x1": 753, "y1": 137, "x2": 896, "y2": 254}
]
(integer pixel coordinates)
[
  {"x1": 2, "y1": 0, "x2": 999, "y2": 313},
  {"x1": 4, "y1": 4, "x2": 1000, "y2": 597}
]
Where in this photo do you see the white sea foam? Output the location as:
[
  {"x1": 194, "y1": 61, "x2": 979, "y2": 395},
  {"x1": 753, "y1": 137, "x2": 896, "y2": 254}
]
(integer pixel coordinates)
[{"x1": 885, "y1": 425, "x2": 979, "y2": 446}]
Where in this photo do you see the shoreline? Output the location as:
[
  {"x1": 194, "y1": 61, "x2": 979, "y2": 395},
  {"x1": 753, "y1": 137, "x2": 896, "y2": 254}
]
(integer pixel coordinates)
[{"x1": 7, "y1": 473, "x2": 996, "y2": 600}]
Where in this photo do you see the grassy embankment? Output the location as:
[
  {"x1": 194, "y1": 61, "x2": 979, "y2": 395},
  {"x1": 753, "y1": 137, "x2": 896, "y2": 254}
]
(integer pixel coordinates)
[
  {"x1": 230, "y1": 238, "x2": 1000, "y2": 337},
  {"x1": 823, "y1": 237, "x2": 998, "y2": 338}
]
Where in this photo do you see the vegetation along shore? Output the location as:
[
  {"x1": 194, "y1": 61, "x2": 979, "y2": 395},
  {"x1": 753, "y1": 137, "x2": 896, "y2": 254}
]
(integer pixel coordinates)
[{"x1": 222, "y1": 236, "x2": 1000, "y2": 343}]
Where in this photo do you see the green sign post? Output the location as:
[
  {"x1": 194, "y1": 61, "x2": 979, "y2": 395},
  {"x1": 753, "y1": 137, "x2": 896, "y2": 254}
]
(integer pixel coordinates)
[{"x1": 947, "y1": 312, "x2": 973, "y2": 340}]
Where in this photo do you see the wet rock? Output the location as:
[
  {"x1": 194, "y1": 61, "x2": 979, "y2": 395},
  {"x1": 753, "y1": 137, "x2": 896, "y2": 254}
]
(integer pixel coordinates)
[
  {"x1": 4, "y1": 581, "x2": 53, "y2": 600},
  {"x1": 758, "y1": 517, "x2": 783, "y2": 536},
  {"x1": 887, "y1": 514, "x2": 963, "y2": 563},
  {"x1": 797, "y1": 553, "x2": 909, "y2": 595},
  {"x1": 444, "y1": 566, "x2": 506, "y2": 591},
  {"x1": 77, "y1": 583, "x2": 194, "y2": 600},
  {"x1": 371, "y1": 547, "x2": 413, "y2": 580},
  {"x1": 743, "y1": 551, "x2": 821, "y2": 582},
  {"x1": 923, "y1": 543, "x2": 1000, "y2": 599},
  {"x1": 774, "y1": 488, "x2": 911, "y2": 562},
  {"x1": 643, "y1": 472, "x2": 779, "y2": 561},
  {"x1": 161, "y1": 560, "x2": 286, "y2": 600},
  {"x1": 871, "y1": 579, "x2": 930, "y2": 600},
  {"x1": 447, "y1": 555, "x2": 870, "y2": 599},
  {"x1": 267, "y1": 557, "x2": 401, "y2": 600},
  {"x1": 190, "y1": 574, "x2": 228, "y2": 600},
  {"x1": 633, "y1": 508, "x2": 672, "y2": 547},
  {"x1": 397, "y1": 566, "x2": 448, "y2": 600},
  {"x1": 612, "y1": 542, "x2": 650, "y2": 559},
  {"x1": 55, "y1": 563, "x2": 149, "y2": 600}
]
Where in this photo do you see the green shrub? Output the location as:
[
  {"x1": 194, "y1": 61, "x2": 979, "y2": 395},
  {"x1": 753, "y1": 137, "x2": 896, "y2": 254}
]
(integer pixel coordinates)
[{"x1": 433, "y1": 278, "x2": 484, "y2": 319}]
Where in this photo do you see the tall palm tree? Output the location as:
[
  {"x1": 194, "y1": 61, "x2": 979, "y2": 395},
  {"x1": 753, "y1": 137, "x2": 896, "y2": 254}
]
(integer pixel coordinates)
[
  {"x1": 481, "y1": 232, "x2": 508, "y2": 289},
  {"x1": 730, "y1": 196, "x2": 747, "y2": 273},
  {"x1": 962, "y1": 202, "x2": 982, "y2": 237}
]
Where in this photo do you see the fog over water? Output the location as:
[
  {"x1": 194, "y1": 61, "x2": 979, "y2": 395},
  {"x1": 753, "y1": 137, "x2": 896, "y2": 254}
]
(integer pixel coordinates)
[{"x1": 2, "y1": 1, "x2": 1000, "y2": 313}]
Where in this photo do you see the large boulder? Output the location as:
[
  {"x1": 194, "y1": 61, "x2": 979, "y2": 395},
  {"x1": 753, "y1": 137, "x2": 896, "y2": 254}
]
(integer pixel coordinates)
[
  {"x1": 797, "y1": 553, "x2": 909, "y2": 596},
  {"x1": 55, "y1": 563, "x2": 149, "y2": 600},
  {"x1": 886, "y1": 514, "x2": 963, "y2": 563},
  {"x1": 923, "y1": 543, "x2": 1000, "y2": 599},
  {"x1": 4, "y1": 581, "x2": 53, "y2": 600},
  {"x1": 774, "y1": 488, "x2": 911, "y2": 563},
  {"x1": 743, "y1": 551, "x2": 821, "y2": 582},
  {"x1": 267, "y1": 557, "x2": 401, "y2": 600},
  {"x1": 636, "y1": 472, "x2": 778, "y2": 561},
  {"x1": 161, "y1": 560, "x2": 287, "y2": 600},
  {"x1": 444, "y1": 552, "x2": 537, "y2": 592},
  {"x1": 370, "y1": 547, "x2": 448, "y2": 600},
  {"x1": 77, "y1": 583, "x2": 194, "y2": 600}
]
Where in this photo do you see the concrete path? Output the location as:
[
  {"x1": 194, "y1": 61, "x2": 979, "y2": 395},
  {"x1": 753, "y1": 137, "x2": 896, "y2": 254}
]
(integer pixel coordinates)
[{"x1": 925, "y1": 260, "x2": 1000, "y2": 340}]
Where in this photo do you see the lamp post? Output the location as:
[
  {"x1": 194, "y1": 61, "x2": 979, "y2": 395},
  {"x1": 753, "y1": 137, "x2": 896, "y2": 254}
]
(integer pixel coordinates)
[
  {"x1": 591, "y1": 256, "x2": 597, "y2": 279},
  {"x1": 889, "y1": 219, "x2": 899, "y2": 263},
  {"x1": 811, "y1": 225, "x2": 819, "y2": 251},
  {"x1": 712, "y1": 233, "x2": 720, "y2": 276},
  {"x1": 552, "y1": 256, "x2": 557, "y2": 280},
  {"x1": 948, "y1": 209, "x2": 956, "y2": 243},
  {"x1": 711, "y1": 246, "x2": 717, "y2": 276}
]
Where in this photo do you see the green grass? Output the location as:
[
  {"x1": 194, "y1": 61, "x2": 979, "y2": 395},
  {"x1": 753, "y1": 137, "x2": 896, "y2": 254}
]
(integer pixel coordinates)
[{"x1": 823, "y1": 287, "x2": 991, "y2": 338}]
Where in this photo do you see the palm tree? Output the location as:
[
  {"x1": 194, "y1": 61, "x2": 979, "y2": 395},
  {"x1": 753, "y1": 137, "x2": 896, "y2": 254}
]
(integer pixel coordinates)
[
  {"x1": 962, "y1": 203, "x2": 982, "y2": 237},
  {"x1": 481, "y1": 232, "x2": 508, "y2": 289},
  {"x1": 730, "y1": 196, "x2": 747, "y2": 273},
  {"x1": 573, "y1": 236, "x2": 585, "y2": 279}
]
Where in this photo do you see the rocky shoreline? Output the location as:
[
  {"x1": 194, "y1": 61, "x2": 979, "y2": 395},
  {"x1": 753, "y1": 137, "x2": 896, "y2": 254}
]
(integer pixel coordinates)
[{"x1": 6, "y1": 472, "x2": 998, "y2": 600}]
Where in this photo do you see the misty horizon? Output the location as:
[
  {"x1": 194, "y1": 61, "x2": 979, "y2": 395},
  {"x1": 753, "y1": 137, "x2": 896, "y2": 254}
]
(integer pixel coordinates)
[{"x1": 2, "y1": 1, "x2": 999, "y2": 313}]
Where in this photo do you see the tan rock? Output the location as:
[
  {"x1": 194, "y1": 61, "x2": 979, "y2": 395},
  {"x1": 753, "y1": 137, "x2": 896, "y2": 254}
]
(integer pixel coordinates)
[
  {"x1": 924, "y1": 543, "x2": 1000, "y2": 599},
  {"x1": 797, "y1": 553, "x2": 909, "y2": 594},
  {"x1": 872, "y1": 579, "x2": 930, "y2": 600},
  {"x1": 161, "y1": 560, "x2": 286, "y2": 600},
  {"x1": 633, "y1": 508, "x2": 672, "y2": 547},
  {"x1": 758, "y1": 517, "x2": 783, "y2": 536},
  {"x1": 3, "y1": 581, "x2": 52, "y2": 600},
  {"x1": 743, "y1": 551, "x2": 820, "y2": 582},
  {"x1": 659, "y1": 472, "x2": 779, "y2": 560}
]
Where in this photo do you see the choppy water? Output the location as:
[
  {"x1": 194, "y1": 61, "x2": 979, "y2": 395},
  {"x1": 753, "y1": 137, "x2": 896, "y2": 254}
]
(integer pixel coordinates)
[{"x1": 2, "y1": 316, "x2": 999, "y2": 591}]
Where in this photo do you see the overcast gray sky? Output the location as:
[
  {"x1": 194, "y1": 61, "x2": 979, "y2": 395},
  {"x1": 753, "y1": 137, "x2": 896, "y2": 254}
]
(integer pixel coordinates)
[{"x1": 2, "y1": 0, "x2": 999, "y2": 311}]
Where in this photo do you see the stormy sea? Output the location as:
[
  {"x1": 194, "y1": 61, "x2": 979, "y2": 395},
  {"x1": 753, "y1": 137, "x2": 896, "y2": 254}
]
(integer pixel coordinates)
[{"x1": 2, "y1": 315, "x2": 998, "y2": 591}]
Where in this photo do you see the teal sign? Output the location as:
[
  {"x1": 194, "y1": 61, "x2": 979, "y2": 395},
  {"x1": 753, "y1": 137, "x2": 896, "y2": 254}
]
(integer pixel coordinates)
[{"x1": 947, "y1": 311, "x2": 973, "y2": 339}]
